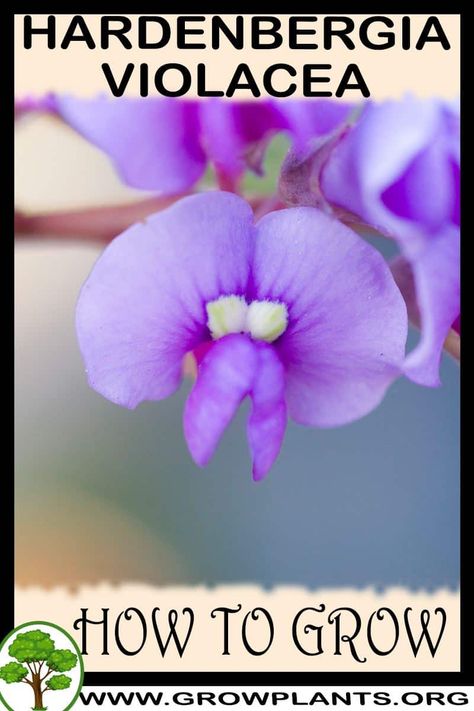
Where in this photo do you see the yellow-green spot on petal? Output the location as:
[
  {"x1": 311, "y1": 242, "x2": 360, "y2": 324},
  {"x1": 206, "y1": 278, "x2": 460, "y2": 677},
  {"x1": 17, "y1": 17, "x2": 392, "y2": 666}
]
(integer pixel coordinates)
[
  {"x1": 206, "y1": 295, "x2": 288, "y2": 343},
  {"x1": 247, "y1": 300, "x2": 288, "y2": 343},
  {"x1": 206, "y1": 295, "x2": 248, "y2": 340}
]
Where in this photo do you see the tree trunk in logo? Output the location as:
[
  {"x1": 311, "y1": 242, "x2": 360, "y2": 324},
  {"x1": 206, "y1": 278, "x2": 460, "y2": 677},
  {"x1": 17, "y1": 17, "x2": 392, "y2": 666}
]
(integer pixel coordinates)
[{"x1": 32, "y1": 673, "x2": 45, "y2": 710}]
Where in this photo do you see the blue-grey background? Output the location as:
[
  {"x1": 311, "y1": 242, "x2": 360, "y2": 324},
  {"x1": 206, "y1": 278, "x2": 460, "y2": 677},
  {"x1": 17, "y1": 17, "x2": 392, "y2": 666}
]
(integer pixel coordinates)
[{"x1": 15, "y1": 118, "x2": 460, "y2": 591}]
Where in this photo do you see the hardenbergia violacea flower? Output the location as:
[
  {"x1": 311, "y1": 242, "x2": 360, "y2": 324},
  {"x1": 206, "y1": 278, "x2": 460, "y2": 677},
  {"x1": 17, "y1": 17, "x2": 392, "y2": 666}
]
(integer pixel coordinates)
[
  {"x1": 76, "y1": 191, "x2": 408, "y2": 480},
  {"x1": 281, "y1": 96, "x2": 460, "y2": 387}
]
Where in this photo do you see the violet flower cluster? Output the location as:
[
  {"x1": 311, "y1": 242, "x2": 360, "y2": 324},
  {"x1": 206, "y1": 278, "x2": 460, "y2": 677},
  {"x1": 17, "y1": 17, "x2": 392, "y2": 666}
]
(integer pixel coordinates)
[
  {"x1": 24, "y1": 94, "x2": 459, "y2": 479},
  {"x1": 52, "y1": 96, "x2": 353, "y2": 192}
]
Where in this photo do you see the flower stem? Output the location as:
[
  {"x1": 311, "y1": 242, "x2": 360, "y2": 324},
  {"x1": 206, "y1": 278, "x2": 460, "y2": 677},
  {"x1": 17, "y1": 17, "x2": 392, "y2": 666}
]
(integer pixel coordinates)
[
  {"x1": 14, "y1": 196, "x2": 184, "y2": 243},
  {"x1": 15, "y1": 194, "x2": 274, "y2": 243},
  {"x1": 443, "y1": 328, "x2": 460, "y2": 361}
]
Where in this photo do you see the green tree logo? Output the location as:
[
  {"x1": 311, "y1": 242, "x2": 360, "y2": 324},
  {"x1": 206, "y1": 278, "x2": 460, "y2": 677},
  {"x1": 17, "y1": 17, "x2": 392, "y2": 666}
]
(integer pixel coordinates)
[{"x1": 0, "y1": 623, "x2": 83, "y2": 711}]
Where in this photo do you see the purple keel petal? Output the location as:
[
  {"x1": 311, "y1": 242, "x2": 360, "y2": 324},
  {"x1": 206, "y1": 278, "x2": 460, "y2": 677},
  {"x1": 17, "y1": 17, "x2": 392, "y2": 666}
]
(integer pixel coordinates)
[
  {"x1": 76, "y1": 192, "x2": 254, "y2": 409},
  {"x1": 403, "y1": 226, "x2": 460, "y2": 386},
  {"x1": 184, "y1": 334, "x2": 257, "y2": 467},
  {"x1": 247, "y1": 344, "x2": 287, "y2": 481},
  {"x1": 252, "y1": 208, "x2": 407, "y2": 427},
  {"x1": 54, "y1": 96, "x2": 206, "y2": 193}
]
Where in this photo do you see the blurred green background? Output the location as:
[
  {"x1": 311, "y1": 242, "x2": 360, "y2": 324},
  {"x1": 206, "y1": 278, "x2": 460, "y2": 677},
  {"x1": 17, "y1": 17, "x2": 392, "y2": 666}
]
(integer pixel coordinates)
[{"x1": 15, "y1": 115, "x2": 459, "y2": 589}]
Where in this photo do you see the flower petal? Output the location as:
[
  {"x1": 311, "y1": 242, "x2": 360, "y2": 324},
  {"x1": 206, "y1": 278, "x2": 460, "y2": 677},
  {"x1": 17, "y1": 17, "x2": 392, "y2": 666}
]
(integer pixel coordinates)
[
  {"x1": 275, "y1": 98, "x2": 355, "y2": 152},
  {"x1": 251, "y1": 207, "x2": 407, "y2": 427},
  {"x1": 184, "y1": 334, "x2": 257, "y2": 467},
  {"x1": 320, "y1": 97, "x2": 447, "y2": 245},
  {"x1": 76, "y1": 192, "x2": 254, "y2": 409},
  {"x1": 54, "y1": 96, "x2": 207, "y2": 193},
  {"x1": 199, "y1": 99, "x2": 282, "y2": 181},
  {"x1": 402, "y1": 226, "x2": 460, "y2": 386},
  {"x1": 15, "y1": 94, "x2": 56, "y2": 117},
  {"x1": 247, "y1": 344, "x2": 287, "y2": 481},
  {"x1": 381, "y1": 139, "x2": 456, "y2": 237}
]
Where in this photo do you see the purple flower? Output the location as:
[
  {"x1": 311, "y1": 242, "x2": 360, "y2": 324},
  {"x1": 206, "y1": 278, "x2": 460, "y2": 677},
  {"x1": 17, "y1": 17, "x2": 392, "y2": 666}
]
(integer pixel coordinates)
[
  {"x1": 15, "y1": 94, "x2": 57, "y2": 119},
  {"x1": 76, "y1": 191, "x2": 407, "y2": 480},
  {"x1": 51, "y1": 96, "x2": 353, "y2": 194},
  {"x1": 317, "y1": 97, "x2": 460, "y2": 387}
]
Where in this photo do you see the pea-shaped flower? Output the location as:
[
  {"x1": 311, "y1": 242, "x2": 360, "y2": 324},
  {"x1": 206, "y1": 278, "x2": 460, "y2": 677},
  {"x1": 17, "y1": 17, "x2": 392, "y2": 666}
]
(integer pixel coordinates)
[
  {"x1": 77, "y1": 192, "x2": 407, "y2": 479},
  {"x1": 318, "y1": 97, "x2": 460, "y2": 387}
]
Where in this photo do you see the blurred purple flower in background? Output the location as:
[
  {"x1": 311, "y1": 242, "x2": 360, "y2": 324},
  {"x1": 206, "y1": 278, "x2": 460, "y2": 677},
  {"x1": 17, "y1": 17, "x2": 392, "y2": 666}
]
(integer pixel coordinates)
[
  {"x1": 76, "y1": 192, "x2": 407, "y2": 480},
  {"x1": 316, "y1": 97, "x2": 460, "y2": 387},
  {"x1": 51, "y1": 96, "x2": 353, "y2": 194},
  {"x1": 15, "y1": 94, "x2": 57, "y2": 119}
]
